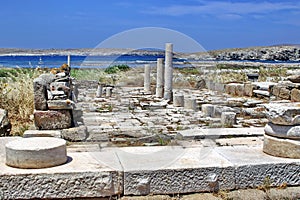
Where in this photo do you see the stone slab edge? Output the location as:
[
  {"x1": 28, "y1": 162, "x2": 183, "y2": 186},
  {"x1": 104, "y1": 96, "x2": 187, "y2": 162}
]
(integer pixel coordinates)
[{"x1": 0, "y1": 171, "x2": 123, "y2": 199}]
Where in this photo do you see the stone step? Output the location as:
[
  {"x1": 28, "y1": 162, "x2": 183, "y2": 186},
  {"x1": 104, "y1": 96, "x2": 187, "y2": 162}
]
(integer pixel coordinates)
[
  {"x1": 253, "y1": 90, "x2": 270, "y2": 97},
  {"x1": 176, "y1": 127, "x2": 265, "y2": 140}
]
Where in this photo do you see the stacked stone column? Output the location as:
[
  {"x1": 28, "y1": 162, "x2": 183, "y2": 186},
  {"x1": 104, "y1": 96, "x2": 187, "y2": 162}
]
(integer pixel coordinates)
[
  {"x1": 164, "y1": 43, "x2": 173, "y2": 101},
  {"x1": 263, "y1": 103, "x2": 300, "y2": 158},
  {"x1": 33, "y1": 64, "x2": 77, "y2": 130}
]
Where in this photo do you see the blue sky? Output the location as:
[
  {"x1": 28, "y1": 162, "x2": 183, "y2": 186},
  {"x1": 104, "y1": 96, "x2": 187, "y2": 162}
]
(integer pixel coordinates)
[{"x1": 0, "y1": 0, "x2": 299, "y2": 51}]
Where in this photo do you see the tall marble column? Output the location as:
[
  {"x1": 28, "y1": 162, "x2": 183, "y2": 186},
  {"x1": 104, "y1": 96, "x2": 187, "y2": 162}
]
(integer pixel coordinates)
[
  {"x1": 67, "y1": 55, "x2": 71, "y2": 67},
  {"x1": 156, "y1": 58, "x2": 164, "y2": 98},
  {"x1": 144, "y1": 64, "x2": 151, "y2": 92},
  {"x1": 164, "y1": 43, "x2": 173, "y2": 101}
]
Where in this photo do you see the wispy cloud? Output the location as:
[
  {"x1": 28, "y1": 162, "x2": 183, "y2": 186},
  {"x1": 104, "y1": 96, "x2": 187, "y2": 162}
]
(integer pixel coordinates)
[{"x1": 142, "y1": 1, "x2": 300, "y2": 17}]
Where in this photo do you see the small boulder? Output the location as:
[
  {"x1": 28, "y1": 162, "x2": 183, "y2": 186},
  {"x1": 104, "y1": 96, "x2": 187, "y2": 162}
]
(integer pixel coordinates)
[
  {"x1": 287, "y1": 75, "x2": 300, "y2": 83},
  {"x1": 0, "y1": 109, "x2": 11, "y2": 136}
]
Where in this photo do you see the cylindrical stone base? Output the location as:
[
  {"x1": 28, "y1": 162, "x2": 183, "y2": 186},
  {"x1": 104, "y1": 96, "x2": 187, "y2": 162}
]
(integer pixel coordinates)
[
  {"x1": 221, "y1": 112, "x2": 236, "y2": 128},
  {"x1": 106, "y1": 87, "x2": 113, "y2": 97},
  {"x1": 6, "y1": 137, "x2": 67, "y2": 169},
  {"x1": 202, "y1": 104, "x2": 215, "y2": 117},
  {"x1": 263, "y1": 134, "x2": 300, "y2": 159},
  {"x1": 184, "y1": 97, "x2": 197, "y2": 111},
  {"x1": 96, "y1": 84, "x2": 103, "y2": 97},
  {"x1": 173, "y1": 94, "x2": 184, "y2": 107}
]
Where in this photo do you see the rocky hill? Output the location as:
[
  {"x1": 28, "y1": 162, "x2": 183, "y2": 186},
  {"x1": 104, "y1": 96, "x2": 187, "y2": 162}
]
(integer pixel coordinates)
[{"x1": 0, "y1": 45, "x2": 300, "y2": 61}]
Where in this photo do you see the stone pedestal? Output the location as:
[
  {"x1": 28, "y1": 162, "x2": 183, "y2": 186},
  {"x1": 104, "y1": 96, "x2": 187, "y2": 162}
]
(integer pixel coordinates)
[
  {"x1": 96, "y1": 84, "x2": 103, "y2": 97},
  {"x1": 173, "y1": 94, "x2": 184, "y2": 107},
  {"x1": 202, "y1": 104, "x2": 215, "y2": 117},
  {"x1": 6, "y1": 137, "x2": 67, "y2": 169},
  {"x1": 184, "y1": 97, "x2": 197, "y2": 111},
  {"x1": 263, "y1": 103, "x2": 300, "y2": 158},
  {"x1": 164, "y1": 43, "x2": 173, "y2": 101},
  {"x1": 106, "y1": 87, "x2": 113, "y2": 97},
  {"x1": 144, "y1": 64, "x2": 151, "y2": 92},
  {"x1": 221, "y1": 112, "x2": 236, "y2": 128},
  {"x1": 34, "y1": 110, "x2": 72, "y2": 130},
  {"x1": 156, "y1": 58, "x2": 164, "y2": 98},
  {"x1": 263, "y1": 134, "x2": 300, "y2": 159}
]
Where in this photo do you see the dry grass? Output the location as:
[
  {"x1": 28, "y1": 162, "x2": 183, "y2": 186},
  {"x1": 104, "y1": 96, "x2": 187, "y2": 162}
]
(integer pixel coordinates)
[{"x1": 0, "y1": 69, "x2": 41, "y2": 135}]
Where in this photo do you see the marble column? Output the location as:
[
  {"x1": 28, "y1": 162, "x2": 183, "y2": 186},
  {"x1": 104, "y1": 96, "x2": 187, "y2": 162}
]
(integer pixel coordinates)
[
  {"x1": 67, "y1": 55, "x2": 71, "y2": 67},
  {"x1": 156, "y1": 58, "x2": 164, "y2": 98},
  {"x1": 144, "y1": 64, "x2": 151, "y2": 92},
  {"x1": 96, "y1": 84, "x2": 103, "y2": 98},
  {"x1": 164, "y1": 43, "x2": 173, "y2": 101}
]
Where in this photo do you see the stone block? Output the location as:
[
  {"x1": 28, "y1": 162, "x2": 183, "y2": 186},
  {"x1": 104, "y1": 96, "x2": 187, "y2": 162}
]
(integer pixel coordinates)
[
  {"x1": 244, "y1": 83, "x2": 253, "y2": 97},
  {"x1": 61, "y1": 126, "x2": 87, "y2": 142},
  {"x1": 118, "y1": 147, "x2": 235, "y2": 195},
  {"x1": 34, "y1": 110, "x2": 72, "y2": 130},
  {"x1": 6, "y1": 137, "x2": 67, "y2": 168},
  {"x1": 47, "y1": 100, "x2": 74, "y2": 110},
  {"x1": 202, "y1": 104, "x2": 214, "y2": 117},
  {"x1": 236, "y1": 84, "x2": 245, "y2": 97},
  {"x1": 23, "y1": 130, "x2": 61, "y2": 138},
  {"x1": 263, "y1": 134, "x2": 300, "y2": 159},
  {"x1": 184, "y1": 97, "x2": 197, "y2": 111},
  {"x1": 33, "y1": 77, "x2": 48, "y2": 110},
  {"x1": 264, "y1": 122, "x2": 300, "y2": 139},
  {"x1": 291, "y1": 88, "x2": 300, "y2": 102},
  {"x1": 221, "y1": 112, "x2": 236, "y2": 128},
  {"x1": 264, "y1": 103, "x2": 300, "y2": 125},
  {"x1": 215, "y1": 146, "x2": 300, "y2": 189},
  {"x1": 173, "y1": 94, "x2": 184, "y2": 107},
  {"x1": 271, "y1": 85, "x2": 280, "y2": 97},
  {"x1": 0, "y1": 109, "x2": 11, "y2": 137},
  {"x1": 279, "y1": 87, "x2": 290, "y2": 100},
  {"x1": 287, "y1": 74, "x2": 300, "y2": 83}
]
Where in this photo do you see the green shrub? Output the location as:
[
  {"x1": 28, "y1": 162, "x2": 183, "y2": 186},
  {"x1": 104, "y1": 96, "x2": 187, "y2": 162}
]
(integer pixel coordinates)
[{"x1": 104, "y1": 64, "x2": 130, "y2": 74}]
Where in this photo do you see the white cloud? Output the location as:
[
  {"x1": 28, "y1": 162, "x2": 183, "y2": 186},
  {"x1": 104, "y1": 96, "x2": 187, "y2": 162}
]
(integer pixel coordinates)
[{"x1": 142, "y1": 1, "x2": 300, "y2": 17}]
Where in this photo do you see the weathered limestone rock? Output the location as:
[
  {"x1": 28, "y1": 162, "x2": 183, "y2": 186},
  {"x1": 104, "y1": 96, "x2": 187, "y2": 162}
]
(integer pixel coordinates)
[
  {"x1": 5, "y1": 137, "x2": 67, "y2": 168},
  {"x1": 144, "y1": 64, "x2": 151, "y2": 92},
  {"x1": 202, "y1": 104, "x2": 214, "y2": 117},
  {"x1": 236, "y1": 84, "x2": 245, "y2": 97},
  {"x1": 156, "y1": 58, "x2": 164, "y2": 98},
  {"x1": 173, "y1": 94, "x2": 184, "y2": 107},
  {"x1": 61, "y1": 125, "x2": 88, "y2": 142},
  {"x1": 34, "y1": 110, "x2": 72, "y2": 130},
  {"x1": 164, "y1": 43, "x2": 173, "y2": 101},
  {"x1": 244, "y1": 83, "x2": 254, "y2": 97},
  {"x1": 291, "y1": 88, "x2": 300, "y2": 102},
  {"x1": 0, "y1": 109, "x2": 11, "y2": 137},
  {"x1": 23, "y1": 130, "x2": 61, "y2": 138},
  {"x1": 264, "y1": 103, "x2": 300, "y2": 125},
  {"x1": 184, "y1": 97, "x2": 197, "y2": 111},
  {"x1": 264, "y1": 122, "x2": 300, "y2": 139},
  {"x1": 287, "y1": 74, "x2": 300, "y2": 83},
  {"x1": 221, "y1": 112, "x2": 236, "y2": 128},
  {"x1": 96, "y1": 83, "x2": 103, "y2": 98},
  {"x1": 106, "y1": 87, "x2": 113, "y2": 97},
  {"x1": 263, "y1": 134, "x2": 300, "y2": 159},
  {"x1": 33, "y1": 77, "x2": 48, "y2": 110},
  {"x1": 278, "y1": 87, "x2": 290, "y2": 99},
  {"x1": 47, "y1": 100, "x2": 74, "y2": 110}
]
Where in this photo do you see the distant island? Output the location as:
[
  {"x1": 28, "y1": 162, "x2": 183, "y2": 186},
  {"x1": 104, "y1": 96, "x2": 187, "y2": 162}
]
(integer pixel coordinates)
[{"x1": 0, "y1": 44, "x2": 300, "y2": 61}]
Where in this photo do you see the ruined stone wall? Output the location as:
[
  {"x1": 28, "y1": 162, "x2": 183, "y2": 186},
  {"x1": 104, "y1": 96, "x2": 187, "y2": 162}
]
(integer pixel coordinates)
[{"x1": 33, "y1": 64, "x2": 79, "y2": 130}]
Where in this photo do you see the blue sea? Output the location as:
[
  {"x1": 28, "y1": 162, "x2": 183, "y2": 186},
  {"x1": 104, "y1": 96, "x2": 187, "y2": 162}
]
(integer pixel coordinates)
[
  {"x1": 0, "y1": 55, "x2": 190, "y2": 69},
  {"x1": 0, "y1": 54, "x2": 299, "y2": 69}
]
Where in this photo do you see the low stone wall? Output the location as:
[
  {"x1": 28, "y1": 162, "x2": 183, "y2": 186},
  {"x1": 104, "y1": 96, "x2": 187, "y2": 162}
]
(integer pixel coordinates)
[{"x1": 270, "y1": 81, "x2": 300, "y2": 101}]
